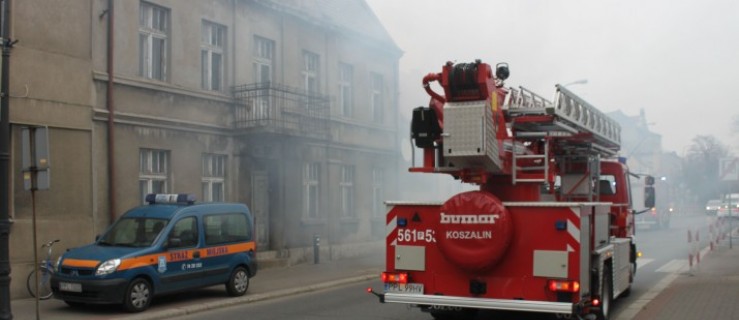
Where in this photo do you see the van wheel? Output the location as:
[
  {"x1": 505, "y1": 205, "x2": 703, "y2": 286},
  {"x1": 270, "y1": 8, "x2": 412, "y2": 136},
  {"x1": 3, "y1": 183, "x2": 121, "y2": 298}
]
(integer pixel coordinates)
[
  {"x1": 226, "y1": 266, "x2": 249, "y2": 296},
  {"x1": 123, "y1": 278, "x2": 152, "y2": 313}
]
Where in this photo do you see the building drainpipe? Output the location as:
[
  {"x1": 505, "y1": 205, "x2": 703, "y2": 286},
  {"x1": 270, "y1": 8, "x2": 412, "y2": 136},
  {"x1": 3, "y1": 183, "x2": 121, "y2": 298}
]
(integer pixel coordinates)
[
  {"x1": 0, "y1": 1, "x2": 13, "y2": 319},
  {"x1": 106, "y1": 0, "x2": 116, "y2": 224}
]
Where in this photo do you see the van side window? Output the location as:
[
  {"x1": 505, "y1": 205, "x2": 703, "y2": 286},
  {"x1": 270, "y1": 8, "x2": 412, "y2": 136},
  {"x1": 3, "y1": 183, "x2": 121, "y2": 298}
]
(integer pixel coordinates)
[
  {"x1": 204, "y1": 213, "x2": 251, "y2": 245},
  {"x1": 168, "y1": 217, "x2": 199, "y2": 248}
]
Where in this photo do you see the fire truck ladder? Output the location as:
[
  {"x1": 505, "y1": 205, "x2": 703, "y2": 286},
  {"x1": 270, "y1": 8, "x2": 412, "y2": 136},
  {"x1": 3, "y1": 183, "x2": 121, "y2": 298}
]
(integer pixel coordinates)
[{"x1": 504, "y1": 85, "x2": 621, "y2": 185}]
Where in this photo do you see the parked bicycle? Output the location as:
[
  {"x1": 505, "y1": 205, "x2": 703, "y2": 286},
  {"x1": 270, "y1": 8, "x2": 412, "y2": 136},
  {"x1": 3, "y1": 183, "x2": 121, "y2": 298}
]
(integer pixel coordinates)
[{"x1": 26, "y1": 239, "x2": 60, "y2": 300}]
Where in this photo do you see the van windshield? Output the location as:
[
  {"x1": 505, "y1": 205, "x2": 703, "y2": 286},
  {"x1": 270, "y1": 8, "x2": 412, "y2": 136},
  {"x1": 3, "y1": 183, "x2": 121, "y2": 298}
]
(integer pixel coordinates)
[{"x1": 98, "y1": 217, "x2": 169, "y2": 247}]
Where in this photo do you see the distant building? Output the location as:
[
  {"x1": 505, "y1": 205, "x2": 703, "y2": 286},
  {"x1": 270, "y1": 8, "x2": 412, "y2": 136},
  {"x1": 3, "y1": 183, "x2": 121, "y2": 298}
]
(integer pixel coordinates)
[
  {"x1": 608, "y1": 109, "x2": 684, "y2": 209},
  {"x1": 7, "y1": 0, "x2": 401, "y2": 298}
]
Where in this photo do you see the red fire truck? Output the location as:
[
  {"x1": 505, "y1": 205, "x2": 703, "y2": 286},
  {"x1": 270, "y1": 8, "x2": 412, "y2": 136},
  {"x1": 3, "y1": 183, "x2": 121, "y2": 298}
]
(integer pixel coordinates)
[{"x1": 369, "y1": 60, "x2": 654, "y2": 320}]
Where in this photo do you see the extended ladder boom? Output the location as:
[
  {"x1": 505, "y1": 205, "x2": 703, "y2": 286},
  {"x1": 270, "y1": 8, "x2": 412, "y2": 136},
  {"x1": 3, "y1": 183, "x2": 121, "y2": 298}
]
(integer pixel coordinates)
[{"x1": 505, "y1": 84, "x2": 621, "y2": 156}]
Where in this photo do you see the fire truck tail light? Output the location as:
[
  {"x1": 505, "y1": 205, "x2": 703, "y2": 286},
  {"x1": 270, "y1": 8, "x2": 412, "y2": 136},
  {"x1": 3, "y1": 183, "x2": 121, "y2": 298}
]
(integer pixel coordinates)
[
  {"x1": 547, "y1": 280, "x2": 580, "y2": 293},
  {"x1": 592, "y1": 297, "x2": 601, "y2": 306},
  {"x1": 381, "y1": 272, "x2": 409, "y2": 284}
]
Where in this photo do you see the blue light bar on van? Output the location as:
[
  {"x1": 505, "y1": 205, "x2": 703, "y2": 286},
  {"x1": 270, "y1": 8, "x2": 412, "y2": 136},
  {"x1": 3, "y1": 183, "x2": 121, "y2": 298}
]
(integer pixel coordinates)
[{"x1": 145, "y1": 193, "x2": 196, "y2": 205}]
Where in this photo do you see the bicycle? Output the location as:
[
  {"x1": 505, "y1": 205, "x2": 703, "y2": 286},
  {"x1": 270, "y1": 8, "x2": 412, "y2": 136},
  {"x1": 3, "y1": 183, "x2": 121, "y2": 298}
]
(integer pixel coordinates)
[{"x1": 26, "y1": 239, "x2": 60, "y2": 300}]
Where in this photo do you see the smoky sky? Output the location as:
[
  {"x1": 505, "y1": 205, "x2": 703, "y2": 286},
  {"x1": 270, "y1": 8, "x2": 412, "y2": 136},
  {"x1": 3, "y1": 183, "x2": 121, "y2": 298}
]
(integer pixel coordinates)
[{"x1": 367, "y1": 0, "x2": 739, "y2": 155}]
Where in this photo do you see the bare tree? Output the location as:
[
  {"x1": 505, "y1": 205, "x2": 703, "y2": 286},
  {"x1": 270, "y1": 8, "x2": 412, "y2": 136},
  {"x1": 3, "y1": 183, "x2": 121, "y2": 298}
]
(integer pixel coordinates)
[{"x1": 683, "y1": 135, "x2": 730, "y2": 204}]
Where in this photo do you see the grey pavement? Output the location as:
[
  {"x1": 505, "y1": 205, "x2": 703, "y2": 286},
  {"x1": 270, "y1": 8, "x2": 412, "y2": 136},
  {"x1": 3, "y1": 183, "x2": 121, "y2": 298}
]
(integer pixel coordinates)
[
  {"x1": 631, "y1": 232, "x2": 739, "y2": 320},
  {"x1": 10, "y1": 254, "x2": 383, "y2": 320}
]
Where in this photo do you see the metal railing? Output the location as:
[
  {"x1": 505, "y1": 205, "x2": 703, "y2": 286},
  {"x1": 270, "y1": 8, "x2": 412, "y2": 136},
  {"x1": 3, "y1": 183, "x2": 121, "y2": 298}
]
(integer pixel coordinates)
[{"x1": 232, "y1": 82, "x2": 330, "y2": 139}]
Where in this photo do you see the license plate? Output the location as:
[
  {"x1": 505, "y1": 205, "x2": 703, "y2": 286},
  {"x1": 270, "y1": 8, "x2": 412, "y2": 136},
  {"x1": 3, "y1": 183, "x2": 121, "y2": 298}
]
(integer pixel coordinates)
[
  {"x1": 384, "y1": 282, "x2": 423, "y2": 294},
  {"x1": 59, "y1": 282, "x2": 82, "y2": 293}
]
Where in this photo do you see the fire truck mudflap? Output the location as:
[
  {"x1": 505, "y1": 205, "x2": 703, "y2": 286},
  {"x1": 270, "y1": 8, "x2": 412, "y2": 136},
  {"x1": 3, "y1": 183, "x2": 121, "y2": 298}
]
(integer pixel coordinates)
[{"x1": 378, "y1": 197, "x2": 613, "y2": 316}]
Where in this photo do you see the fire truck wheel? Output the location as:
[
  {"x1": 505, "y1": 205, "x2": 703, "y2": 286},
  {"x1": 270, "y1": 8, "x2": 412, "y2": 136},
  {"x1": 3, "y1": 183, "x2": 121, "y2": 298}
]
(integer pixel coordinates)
[{"x1": 596, "y1": 265, "x2": 613, "y2": 320}]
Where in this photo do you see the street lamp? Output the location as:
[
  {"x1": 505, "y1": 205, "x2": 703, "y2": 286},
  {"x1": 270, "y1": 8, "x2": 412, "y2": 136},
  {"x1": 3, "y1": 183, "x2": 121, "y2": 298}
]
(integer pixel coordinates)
[{"x1": 563, "y1": 79, "x2": 588, "y2": 87}]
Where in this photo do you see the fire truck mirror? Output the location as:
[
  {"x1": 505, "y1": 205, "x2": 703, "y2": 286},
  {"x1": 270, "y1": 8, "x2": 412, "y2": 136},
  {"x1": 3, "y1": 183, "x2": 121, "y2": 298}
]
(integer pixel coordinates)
[{"x1": 644, "y1": 186, "x2": 656, "y2": 208}]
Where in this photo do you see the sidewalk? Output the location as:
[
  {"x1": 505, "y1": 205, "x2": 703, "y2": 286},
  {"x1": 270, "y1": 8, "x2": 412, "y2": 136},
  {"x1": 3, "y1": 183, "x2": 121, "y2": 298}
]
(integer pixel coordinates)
[
  {"x1": 10, "y1": 254, "x2": 383, "y2": 320},
  {"x1": 631, "y1": 236, "x2": 739, "y2": 320}
]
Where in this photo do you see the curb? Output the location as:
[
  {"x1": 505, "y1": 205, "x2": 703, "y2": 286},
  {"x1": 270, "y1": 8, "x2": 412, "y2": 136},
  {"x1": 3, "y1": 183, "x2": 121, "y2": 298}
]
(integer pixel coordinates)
[{"x1": 110, "y1": 273, "x2": 378, "y2": 320}]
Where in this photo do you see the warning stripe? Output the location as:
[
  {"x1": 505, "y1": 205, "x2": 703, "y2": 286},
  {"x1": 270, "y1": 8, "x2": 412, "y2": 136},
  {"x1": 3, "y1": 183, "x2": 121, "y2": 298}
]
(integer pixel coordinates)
[
  {"x1": 566, "y1": 207, "x2": 582, "y2": 253},
  {"x1": 62, "y1": 258, "x2": 99, "y2": 268},
  {"x1": 386, "y1": 205, "x2": 398, "y2": 247},
  {"x1": 62, "y1": 241, "x2": 256, "y2": 271}
]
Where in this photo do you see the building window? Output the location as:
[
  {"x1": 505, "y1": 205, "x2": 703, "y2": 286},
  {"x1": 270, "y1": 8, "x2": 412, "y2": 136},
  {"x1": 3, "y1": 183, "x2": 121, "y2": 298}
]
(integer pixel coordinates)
[
  {"x1": 371, "y1": 73, "x2": 384, "y2": 122},
  {"x1": 339, "y1": 63, "x2": 353, "y2": 117},
  {"x1": 303, "y1": 163, "x2": 320, "y2": 219},
  {"x1": 340, "y1": 165, "x2": 355, "y2": 218},
  {"x1": 139, "y1": 149, "x2": 169, "y2": 203},
  {"x1": 372, "y1": 168, "x2": 384, "y2": 217},
  {"x1": 253, "y1": 36, "x2": 274, "y2": 83},
  {"x1": 253, "y1": 36, "x2": 274, "y2": 119},
  {"x1": 201, "y1": 21, "x2": 226, "y2": 91},
  {"x1": 202, "y1": 154, "x2": 226, "y2": 202},
  {"x1": 139, "y1": 2, "x2": 169, "y2": 81},
  {"x1": 303, "y1": 51, "x2": 320, "y2": 94}
]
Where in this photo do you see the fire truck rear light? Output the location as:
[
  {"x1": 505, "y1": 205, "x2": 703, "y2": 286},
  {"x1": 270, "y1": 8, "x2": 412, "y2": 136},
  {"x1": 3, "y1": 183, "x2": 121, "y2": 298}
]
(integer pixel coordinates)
[
  {"x1": 547, "y1": 280, "x2": 580, "y2": 293},
  {"x1": 381, "y1": 272, "x2": 409, "y2": 284},
  {"x1": 592, "y1": 297, "x2": 601, "y2": 306}
]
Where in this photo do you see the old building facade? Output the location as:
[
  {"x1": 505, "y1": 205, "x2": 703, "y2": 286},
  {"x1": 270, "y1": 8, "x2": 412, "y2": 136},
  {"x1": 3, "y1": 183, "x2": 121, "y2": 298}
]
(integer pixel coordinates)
[{"x1": 7, "y1": 0, "x2": 401, "y2": 297}]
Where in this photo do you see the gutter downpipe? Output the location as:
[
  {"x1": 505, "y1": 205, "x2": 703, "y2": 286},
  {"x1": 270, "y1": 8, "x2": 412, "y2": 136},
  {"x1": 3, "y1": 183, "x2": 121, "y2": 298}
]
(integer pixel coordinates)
[
  {"x1": 106, "y1": 0, "x2": 116, "y2": 224},
  {"x1": 0, "y1": 0, "x2": 12, "y2": 318}
]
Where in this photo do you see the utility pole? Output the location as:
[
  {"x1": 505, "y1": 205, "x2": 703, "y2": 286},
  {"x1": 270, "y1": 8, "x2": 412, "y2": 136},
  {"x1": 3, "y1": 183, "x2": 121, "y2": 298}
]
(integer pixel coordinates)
[{"x1": 0, "y1": 0, "x2": 12, "y2": 318}]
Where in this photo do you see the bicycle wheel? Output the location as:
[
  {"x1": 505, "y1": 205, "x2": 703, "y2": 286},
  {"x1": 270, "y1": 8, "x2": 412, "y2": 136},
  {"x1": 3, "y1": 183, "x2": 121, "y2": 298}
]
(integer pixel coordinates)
[{"x1": 27, "y1": 267, "x2": 54, "y2": 300}]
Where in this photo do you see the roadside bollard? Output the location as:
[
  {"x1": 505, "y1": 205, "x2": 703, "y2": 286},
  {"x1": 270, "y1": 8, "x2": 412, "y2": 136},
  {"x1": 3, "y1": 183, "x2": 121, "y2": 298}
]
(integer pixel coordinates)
[{"x1": 313, "y1": 234, "x2": 320, "y2": 264}]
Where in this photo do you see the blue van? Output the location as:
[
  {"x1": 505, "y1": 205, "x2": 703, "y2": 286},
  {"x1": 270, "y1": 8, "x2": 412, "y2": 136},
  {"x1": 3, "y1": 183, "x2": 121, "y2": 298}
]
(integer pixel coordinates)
[{"x1": 50, "y1": 194, "x2": 257, "y2": 312}]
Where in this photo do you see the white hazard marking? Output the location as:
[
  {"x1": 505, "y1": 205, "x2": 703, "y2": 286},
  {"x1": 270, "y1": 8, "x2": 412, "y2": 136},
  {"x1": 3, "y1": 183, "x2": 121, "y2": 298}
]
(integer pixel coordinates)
[
  {"x1": 567, "y1": 244, "x2": 574, "y2": 252},
  {"x1": 655, "y1": 259, "x2": 688, "y2": 273},
  {"x1": 637, "y1": 258, "x2": 654, "y2": 270},
  {"x1": 387, "y1": 216, "x2": 397, "y2": 246},
  {"x1": 567, "y1": 219, "x2": 580, "y2": 244}
]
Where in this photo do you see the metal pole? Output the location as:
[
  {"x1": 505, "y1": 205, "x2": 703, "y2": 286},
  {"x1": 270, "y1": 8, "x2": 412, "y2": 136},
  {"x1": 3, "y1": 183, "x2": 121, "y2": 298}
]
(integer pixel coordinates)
[
  {"x1": 29, "y1": 129, "x2": 38, "y2": 319},
  {"x1": 31, "y1": 189, "x2": 38, "y2": 320},
  {"x1": 313, "y1": 234, "x2": 320, "y2": 264},
  {"x1": 729, "y1": 187, "x2": 733, "y2": 249},
  {"x1": 0, "y1": 0, "x2": 13, "y2": 318}
]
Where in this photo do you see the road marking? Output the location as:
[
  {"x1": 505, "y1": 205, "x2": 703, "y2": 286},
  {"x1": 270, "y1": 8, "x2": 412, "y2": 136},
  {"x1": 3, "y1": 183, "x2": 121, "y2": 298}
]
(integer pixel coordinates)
[
  {"x1": 655, "y1": 259, "x2": 688, "y2": 273},
  {"x1": 636, "y1": 258, "x2": 654, "y2": 269}
]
